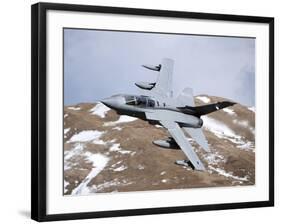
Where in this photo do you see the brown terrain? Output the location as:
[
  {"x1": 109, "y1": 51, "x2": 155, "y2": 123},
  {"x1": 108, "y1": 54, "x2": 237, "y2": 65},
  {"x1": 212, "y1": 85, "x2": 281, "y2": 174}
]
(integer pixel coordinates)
[{"x1": 63, "y1": 95, "x2": 255, "y2": 195}]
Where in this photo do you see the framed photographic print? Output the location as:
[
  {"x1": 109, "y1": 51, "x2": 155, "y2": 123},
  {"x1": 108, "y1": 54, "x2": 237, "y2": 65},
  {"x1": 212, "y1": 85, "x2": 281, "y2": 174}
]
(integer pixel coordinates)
[{"x1": 31, "y1": 2, "x2": 274, "y2": 222}]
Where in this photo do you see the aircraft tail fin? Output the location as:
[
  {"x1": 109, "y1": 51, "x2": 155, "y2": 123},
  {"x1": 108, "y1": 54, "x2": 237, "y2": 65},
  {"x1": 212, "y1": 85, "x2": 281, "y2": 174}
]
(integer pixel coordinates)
[
  {"x1": 138, "y1": 58, "x2": 174, "y2": 98},
  {"x1": 152, "y1": 58, "x2": 174, "y2": 97}
]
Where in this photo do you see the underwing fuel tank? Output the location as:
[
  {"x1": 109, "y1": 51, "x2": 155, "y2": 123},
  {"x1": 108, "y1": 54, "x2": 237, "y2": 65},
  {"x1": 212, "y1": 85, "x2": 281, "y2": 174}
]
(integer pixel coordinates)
[
  {"x1": 153, "y1": 138, "x2": 180, "y2": 149},
  {"x1": 142, "y1": 64, "x2": 161, "y2": 71},
  {"x1": 135, "y1": 82, "x2": 156, "y2": 90}
]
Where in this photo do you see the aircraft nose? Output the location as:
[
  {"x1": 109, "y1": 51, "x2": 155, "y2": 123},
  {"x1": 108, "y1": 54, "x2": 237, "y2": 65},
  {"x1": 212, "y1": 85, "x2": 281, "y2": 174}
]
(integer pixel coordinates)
[
  {"x1": 101, "y1": 98, "x2": 116, "y2": 108},
  {"x1": 101, "y1": 96, "x2": 124, "y2": 109}
]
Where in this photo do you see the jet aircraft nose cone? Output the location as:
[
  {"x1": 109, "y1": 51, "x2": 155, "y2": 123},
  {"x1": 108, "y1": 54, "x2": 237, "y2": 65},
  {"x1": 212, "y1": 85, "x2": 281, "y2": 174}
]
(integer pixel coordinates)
[
  {"x1": 101, "y1": 95, "x2": 125, "y2": 109},
  {"x1": 101, "y1": 98, "x2": 116, "y2": 108}
]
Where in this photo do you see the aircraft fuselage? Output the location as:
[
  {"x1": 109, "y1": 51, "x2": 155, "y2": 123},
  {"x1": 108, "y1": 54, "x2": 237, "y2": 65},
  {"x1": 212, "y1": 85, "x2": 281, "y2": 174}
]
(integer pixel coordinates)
[{"x1": 101, "y1": 94, "x2": 203, "y2": 129}]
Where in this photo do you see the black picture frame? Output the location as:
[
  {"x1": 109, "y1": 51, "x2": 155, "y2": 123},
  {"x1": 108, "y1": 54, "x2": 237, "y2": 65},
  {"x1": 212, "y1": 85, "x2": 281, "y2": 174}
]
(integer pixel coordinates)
[{"x1": 31, "y1": 2, "x2": 274, "y2": 222}]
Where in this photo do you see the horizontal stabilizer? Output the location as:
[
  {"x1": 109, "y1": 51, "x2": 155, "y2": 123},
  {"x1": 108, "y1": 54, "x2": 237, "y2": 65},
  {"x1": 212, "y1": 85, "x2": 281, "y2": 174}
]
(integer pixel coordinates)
[{"x1": 178, "y1": 101, "x2": 236, "y2": 117}]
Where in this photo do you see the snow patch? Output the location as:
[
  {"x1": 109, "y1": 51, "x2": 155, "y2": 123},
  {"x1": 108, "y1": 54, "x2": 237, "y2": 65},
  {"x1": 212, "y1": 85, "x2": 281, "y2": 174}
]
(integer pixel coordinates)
[
  {"x1": 109, "y1": 139, "x2": 116, "y2": 143},
  {"x1": 118, "y1": 150, "x2": 132, "y2": 154},
  {"x1": 103, "y1": 115, "x2": 137, "y2": 126},
  {"x1": 202, "y1": 116, "x2": 248, "y2": 145},
  {"x1": 204, "y1": 152, "x2": 226, "y2": 165},
  {"x1": 209, "y1": 166, "x2": 248, "y2": 181},
  {"x1": 113, "y1": 127, "x2": 122, "y2": 131},
  {"x1": 93, "y1": 179, "x2": 133, "y2": 192},
  {"x1": 71, "y1": 153, "x2": 109, "y2": 195},
  {"x1": 68, "y1": 130, "x2": 104, "y2": 143},
  {"x1": 155, "y1": 125, "x2": 163, "y2": 128},
  {"x1": 233, "y1": 119, "x2": 249, "y2": 127},
  {"x1": 202, "y1": 116, "x2": 236, "y2": 137},
  {"x1": 111, "y1": 161, "x2": 122, "y2": 168},
  {"x1": 64, "y1": 128, "x2": 70, "y2": 134},
  {"x1": 64, "y1": 128, "x2": 70, "y2": 138},
  {"x1": 68, "y1": 106, "x2": 80, "y2": 111},
  {"x1": 113, "y1": 165, "x2": 127, "y2": 172},
  {"x1": 161, "y1": 179, "x2": 168, "y2": 183},
  {"x1": 223, "y1": 108, "x2": 236, "y2": 115},
  {"x1": 90, "y1": 103, "x2": 110, "y2": 118},
  {"x1": 64, "y1": 114, "x2": 68, "y2": 118},
  {"x1": 109, "y1": 143, "x2": 121, "y2": 152},
  {"x1": 196, "y1": 96, "x2": 210, "y2": 103},
  {"x1": 203, "y1": 117, "x2": 254, "y2": 150},
  {"x1": 64, "y1": 143, "x2": 84, "y2": 170},
  {"x1": 109, "y1": 143, "x2": 132, "y2": 154},
  {"x1": 233, "y1": 119, "x2": 255, "y2": 136},
  {"x1": 160, "y1": 171, "x2": 166, "y2": 175},
  {"x1": 64, "y1": 143, "x2": 84, "y2": 161},
  {"x1": 138, "y1": 165, "x2": 145, "y2": 170},
  {"x1": 248, "y1": 107, "x2": 255, "y2": 112},
  {"x1": 64, "y1": 180, "x2": 69, "y2": 193},
  {"x1": 237, "y1": 141, "x2": 255, "y2": 151},
  {"x1": 92, "y1": 139, "x2": 106, "y2": 145}
]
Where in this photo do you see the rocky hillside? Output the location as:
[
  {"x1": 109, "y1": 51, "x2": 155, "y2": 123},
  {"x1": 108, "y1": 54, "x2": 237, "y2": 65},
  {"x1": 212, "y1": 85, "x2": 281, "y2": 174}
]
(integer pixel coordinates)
[{"x1": 63, "y1": 95, "x2": 255, "y2": 195}]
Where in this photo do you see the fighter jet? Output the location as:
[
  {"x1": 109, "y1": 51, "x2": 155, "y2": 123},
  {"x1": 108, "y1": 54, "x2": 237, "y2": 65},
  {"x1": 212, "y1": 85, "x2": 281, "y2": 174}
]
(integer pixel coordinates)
[{"x1": 101, "y1": 58, "x2": 236, "y2": 171}]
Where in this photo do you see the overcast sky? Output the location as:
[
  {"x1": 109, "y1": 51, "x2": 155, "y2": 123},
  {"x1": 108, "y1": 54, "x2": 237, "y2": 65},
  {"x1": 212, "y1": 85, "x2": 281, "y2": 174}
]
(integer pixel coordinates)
[{"x1": 64, "y1": 28, "x2": 255, "y2": 106}]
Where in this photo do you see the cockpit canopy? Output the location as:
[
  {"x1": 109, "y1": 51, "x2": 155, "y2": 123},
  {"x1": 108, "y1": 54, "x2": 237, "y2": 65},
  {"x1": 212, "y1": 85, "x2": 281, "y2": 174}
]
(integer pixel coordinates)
[{"x1": 125, "y1": 95, "x2": 155, "y2": 107}]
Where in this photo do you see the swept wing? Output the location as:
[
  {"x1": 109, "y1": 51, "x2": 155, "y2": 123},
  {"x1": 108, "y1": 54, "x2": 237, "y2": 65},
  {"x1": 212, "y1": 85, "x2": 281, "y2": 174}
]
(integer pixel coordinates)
[
  {"x1": 183, "y1": 127, "x2": 210, "y2": 152},
  {"x1": 159, "y1": 120, "x2": 206, "y2": 171}
]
